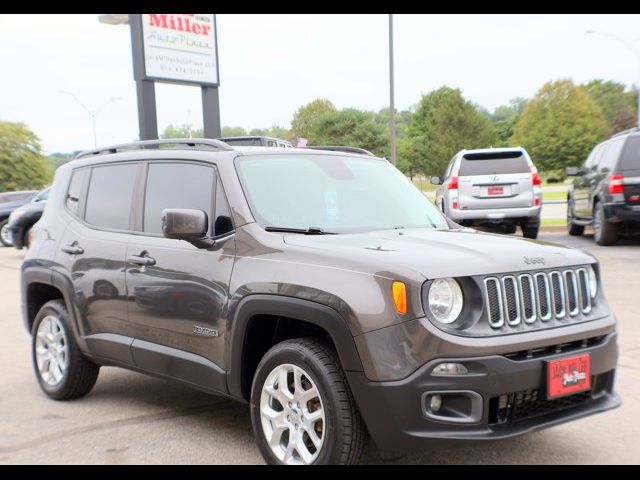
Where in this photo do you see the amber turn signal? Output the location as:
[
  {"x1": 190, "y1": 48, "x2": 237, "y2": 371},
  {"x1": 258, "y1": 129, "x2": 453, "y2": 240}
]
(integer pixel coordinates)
[{"x1": 392, "y1": 281, "x2": 407, "y2": 314}]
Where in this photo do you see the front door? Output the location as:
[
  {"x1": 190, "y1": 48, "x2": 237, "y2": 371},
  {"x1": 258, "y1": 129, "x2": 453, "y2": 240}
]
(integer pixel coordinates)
[{"x1": 124, "y1": 161, "x2": 235, "y2": 392}]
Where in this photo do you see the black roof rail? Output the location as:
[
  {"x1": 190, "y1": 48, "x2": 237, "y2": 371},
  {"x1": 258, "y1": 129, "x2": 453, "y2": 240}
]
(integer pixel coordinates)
[
  {"x1": 74, "y1": 138, "x2": 234, "y2": 160},
  {"x1": 610, "y1": 127, "x2": 639, "y2": 139},
  {"x1": 303, "y1": 146, "x2": 376, "y2": 156}
]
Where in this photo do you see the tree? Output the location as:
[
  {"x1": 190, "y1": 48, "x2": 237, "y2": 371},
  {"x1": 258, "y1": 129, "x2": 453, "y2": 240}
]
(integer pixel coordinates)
[
  {"x1": 290, "y1": 99, "x2": 336, "y2": 140},
  {"x1": 222, "y1": 126, "x2": 248, "y2": 137},
  {"x1": 311, "y1": 108, "x2": 388, "y2": 157},
  {"x1": 160, "y1": 123, "x2": 203, "y2": 138},
  {"x1": 46, "y1": 152, "x2": 74, "y2": 173},
  {"x1": 249, "y1": 125, "x2": 293, "y2": 142},
  {"x1": 490, "y1": 98, "x2": 528, "y2": 146},
  {"x1": 406, "y1": 87, "x2": 496, "y2": 176},
  {"x1": 581, "y1": 80, "x2": 638, "y2": 134},
  {"x1": 511, "y1": 79, "x2": 609, "y2": 171},
  {"x1": 0, "y1": 121, "x2": 50, "y2": 191}
]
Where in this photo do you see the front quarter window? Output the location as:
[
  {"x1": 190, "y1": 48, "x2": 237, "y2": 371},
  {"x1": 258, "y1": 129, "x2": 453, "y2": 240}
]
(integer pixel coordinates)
[{"x1": 235, "y1": 154, "x2": 448, "y2": 233}]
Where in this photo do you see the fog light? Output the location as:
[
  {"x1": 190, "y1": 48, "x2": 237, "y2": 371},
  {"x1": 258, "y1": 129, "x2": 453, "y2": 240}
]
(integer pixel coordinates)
[
  {"x1": 431, "y1": 362, "x2": 468, "y2": 376},
  {"x1": 429, "y1": 394, "x2": 443, "y2": 413}
]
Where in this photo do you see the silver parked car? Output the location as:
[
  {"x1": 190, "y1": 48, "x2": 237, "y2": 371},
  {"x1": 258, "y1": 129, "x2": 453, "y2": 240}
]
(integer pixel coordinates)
[{"x1": 432, "y1": 147, "x2": 542, "y2": 238}]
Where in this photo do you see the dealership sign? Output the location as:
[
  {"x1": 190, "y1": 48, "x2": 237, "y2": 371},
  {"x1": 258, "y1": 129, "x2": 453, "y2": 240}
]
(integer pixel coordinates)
[{"x1": 141, "y1": 14, "x2": 219, "y2": 86}]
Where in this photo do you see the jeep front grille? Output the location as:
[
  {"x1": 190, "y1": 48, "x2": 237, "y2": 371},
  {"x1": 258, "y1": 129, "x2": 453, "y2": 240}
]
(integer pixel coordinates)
[{"x1": 484, "y1": 267, "x2": 592, "y2": 329}]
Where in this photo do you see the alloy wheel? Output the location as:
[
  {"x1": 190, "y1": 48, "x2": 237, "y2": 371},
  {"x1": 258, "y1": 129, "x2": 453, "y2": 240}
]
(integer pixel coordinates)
[
  {"x1": 259, "y1": 363, "x2": 326, "y2": 465},
  {"x1": 35, "y1": 315, "x2": 68, "y2": 386},
  {"x1": 0, "y1": 223, "x2": 11, "y2": 246}
]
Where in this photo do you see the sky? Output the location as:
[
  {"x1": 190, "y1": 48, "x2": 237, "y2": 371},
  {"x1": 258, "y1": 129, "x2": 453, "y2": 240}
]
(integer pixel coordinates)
[{"x1": 1, "y1": 14, "x2": 639, "y2": 154}]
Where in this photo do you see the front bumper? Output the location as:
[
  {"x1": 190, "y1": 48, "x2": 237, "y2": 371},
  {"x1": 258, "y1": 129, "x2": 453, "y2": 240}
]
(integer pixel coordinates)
[
  {"x1": 448, "y1": 205, "x2": 541, "y2": 223},
  {"x1": 603, "y1": 202, "x2": 640, "y2": 224},
  {"x1": 347, "y1": 332, "x2": 619, "y2": 452}
]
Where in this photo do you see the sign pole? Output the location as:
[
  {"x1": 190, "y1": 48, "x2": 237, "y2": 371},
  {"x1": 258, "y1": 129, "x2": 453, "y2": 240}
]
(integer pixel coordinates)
[
  {"x1": 129, "y1": 13, "x2": 159, "y2": 141},
  {"x1": 202, "y1": 86, "x2": 222, "y2": 138}
]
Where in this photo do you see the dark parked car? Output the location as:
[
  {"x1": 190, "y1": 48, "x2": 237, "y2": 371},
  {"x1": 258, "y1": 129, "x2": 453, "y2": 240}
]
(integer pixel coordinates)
[
  {"x1": 0, "y1": 190, "x2": 37, "y2": 246},
  {"x1": 567, "y1": 128, "x2": 640, "y2": 245},
  {"x1": 21, "y1": 139, "x2": 619, "y2": 465},
  {"x1": 7, "y1": 187, "x2": 50, "y2": 249}
]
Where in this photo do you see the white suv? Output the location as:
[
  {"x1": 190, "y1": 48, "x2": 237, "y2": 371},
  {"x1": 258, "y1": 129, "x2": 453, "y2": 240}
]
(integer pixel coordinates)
[{"x1": 432, "y1": 147, "x2": 542, "y2": 238}]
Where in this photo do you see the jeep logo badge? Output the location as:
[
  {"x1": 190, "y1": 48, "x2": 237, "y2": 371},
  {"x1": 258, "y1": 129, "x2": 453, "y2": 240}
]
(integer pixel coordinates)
[{"x1": 523, "y1": 256, "x2": 546, "y2": 266}]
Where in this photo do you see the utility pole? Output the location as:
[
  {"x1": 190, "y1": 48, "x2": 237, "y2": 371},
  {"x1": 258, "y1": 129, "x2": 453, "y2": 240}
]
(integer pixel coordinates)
[
  {"x1": 58, "y1": 91, "x2": 121, "y2": 148},
  {"x1": 388, "y1": 14, "x2": 397, "y2": 165}
]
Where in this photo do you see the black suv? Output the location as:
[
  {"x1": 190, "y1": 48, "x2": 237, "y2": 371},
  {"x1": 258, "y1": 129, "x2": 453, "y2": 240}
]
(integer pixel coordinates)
[
  {"x1": 21, "y1": 139, "x2": 619, "y2": 464},
  {"x1": 567, "y1": 128, "x2": 640, "y2": 245}
]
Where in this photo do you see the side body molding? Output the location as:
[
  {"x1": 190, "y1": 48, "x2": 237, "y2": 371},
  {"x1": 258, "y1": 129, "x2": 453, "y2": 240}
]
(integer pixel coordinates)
[{"x1": 226, "y1": 294, "x2": 364, "y2": 400}]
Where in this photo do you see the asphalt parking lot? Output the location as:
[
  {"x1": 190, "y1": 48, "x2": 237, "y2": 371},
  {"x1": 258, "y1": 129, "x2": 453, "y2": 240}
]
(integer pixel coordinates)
[{"x1": 1, "y1": 230, "x2": 639, "y2": 464}]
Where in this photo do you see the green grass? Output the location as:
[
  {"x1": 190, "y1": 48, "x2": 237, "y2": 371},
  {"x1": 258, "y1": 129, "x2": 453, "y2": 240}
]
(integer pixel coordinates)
[
  {"x1": 411, "y1": 177, "x2": 438, "y2": 192},
  {"x1": 542, "y1": 191, "x2": 567, "y2": 202},
  {"x1": 541, "y1": 218, "x2": 567, "y2": 227}
]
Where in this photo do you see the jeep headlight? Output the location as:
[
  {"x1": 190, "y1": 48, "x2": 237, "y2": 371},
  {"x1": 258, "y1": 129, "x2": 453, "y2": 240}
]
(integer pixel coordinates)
[
  {"x1": 427, "y1": 278, "x2": 464, "y2": 324},
  {"x1": 589, "y1": 266, "x2": 598, "y2": 298}
]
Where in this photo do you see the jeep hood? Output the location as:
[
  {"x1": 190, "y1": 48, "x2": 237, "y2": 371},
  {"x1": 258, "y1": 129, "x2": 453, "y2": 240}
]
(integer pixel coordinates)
[{"x1": 283, "y1": 227, "x2": 595, "y2": 280}]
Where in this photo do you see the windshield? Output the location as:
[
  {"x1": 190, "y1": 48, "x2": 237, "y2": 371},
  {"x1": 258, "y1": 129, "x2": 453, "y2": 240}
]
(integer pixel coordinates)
[
  {"x1": 32, "y1": 187, "x2": 50, "y2": 203},
  {"x1": 236, "y1": 154, "x2": 448, "y2": 233}
]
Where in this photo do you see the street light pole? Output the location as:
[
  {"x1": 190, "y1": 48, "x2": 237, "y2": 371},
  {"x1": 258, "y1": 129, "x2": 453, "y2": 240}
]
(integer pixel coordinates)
[
  {"x1": 58, "y1": 90, "x2": 121, "y2": 148},
  {"x1": 586, "y1": 29, "x2": 640, "y2": 128},
  {"x1": 388, "y1": 14, "x2": 396, "y2": 165}
]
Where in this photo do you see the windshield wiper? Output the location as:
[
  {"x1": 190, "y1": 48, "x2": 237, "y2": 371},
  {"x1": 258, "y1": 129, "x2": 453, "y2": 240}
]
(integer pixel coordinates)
[{"x1": 265, "y1": 226, "x2": 335, "y2": 235}]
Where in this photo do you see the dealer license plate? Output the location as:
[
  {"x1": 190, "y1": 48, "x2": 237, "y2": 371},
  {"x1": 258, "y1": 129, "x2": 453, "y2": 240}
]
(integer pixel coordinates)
[
  {"x1": 488, "y1": 186, "x2": 504, "y2": 196},
  {"x1": 547, "y1": 353, "x2": 591, "y2": 399}
]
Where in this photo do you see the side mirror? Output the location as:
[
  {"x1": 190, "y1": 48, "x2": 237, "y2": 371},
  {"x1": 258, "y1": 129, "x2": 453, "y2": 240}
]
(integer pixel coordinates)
[
  {"x1": 161, "y1": 208, "x2": 213, "y2": 248},
  {"x1": 429, "y1": 176, "x2": 442, "y2": 185},
  {"x1": 565, "y1": 166, "x2": 580, "y2": 176}
]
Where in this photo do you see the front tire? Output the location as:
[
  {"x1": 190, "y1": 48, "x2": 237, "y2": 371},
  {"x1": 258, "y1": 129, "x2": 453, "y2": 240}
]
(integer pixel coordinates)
[
  {"x1": 0, "y1": 219, "x2": 11, "y2": 247},
  {"x1": 250, "y1": 338, "x2": 366, "y2": 465},
  {"x1": 32, "y1": 300, "x2": 100, "y2": 400},
  {"x1": 567, "y1": 199, "x2": 584, "y2": 236},
  {"x1": 593, "y1": 202, "x2": 618, "y2": 246}
]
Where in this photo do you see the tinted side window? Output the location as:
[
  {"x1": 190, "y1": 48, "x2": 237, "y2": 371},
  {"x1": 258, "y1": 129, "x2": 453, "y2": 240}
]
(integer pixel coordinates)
[
  {"x1": 619, "y1": 136, "x2": 640, "y2": 171},
  {"x1": 143, "y1": 163, "x2": 214, "y2": 235},
  {"x1": 66, "y1": 168, "x2": 88, "y2": 215},
  {"x1": 214, "y1": 177, "x2": 233, "y2": 237},
  {"x1": 599, "y1": 139, "x2": 625, "y2": 173},
  {"x1": 85, "y1": 164, "x2": 138, "y2": 230}
]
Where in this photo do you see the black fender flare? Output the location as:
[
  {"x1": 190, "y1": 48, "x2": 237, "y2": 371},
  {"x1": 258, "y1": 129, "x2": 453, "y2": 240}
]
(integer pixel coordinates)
[
  {"x1": 21, "y1": 264, "x2": 89, "y2": 352},
  {"x1": 226, "y1": 294, "x2": 364, "y2": 400}
]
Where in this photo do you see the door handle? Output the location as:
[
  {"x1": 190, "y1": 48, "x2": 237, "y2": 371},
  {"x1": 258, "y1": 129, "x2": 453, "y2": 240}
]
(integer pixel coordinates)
[
  {"x1": 61, "y1": 242, "x2": 84, "y2": 255},
  {"x1": 127, "y1": 251, "x2": 156, "y2": 267}
]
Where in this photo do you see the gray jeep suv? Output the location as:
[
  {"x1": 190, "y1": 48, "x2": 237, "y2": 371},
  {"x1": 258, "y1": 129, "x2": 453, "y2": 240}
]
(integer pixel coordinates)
[{"x1": 21, "y1": 139, "x2": 619, "y2": 465}]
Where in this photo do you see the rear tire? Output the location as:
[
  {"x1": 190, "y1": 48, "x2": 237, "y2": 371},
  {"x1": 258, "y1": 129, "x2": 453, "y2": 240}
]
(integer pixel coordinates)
[
  {"x1": 521, "y1": 220, "x2": 539, "y2": 239},
  {"x1": 504, "y1": 224, "x2": 517, "y2": 234},
  {"x1": 32, "y1": 300, "x2": 100, "y2": 400},
  {"x1": 250, "y1": 338, "x2": 366, "y2": 465},
  {"x1": 594, "y1": 202, "x2": 618, "y2": 246}
]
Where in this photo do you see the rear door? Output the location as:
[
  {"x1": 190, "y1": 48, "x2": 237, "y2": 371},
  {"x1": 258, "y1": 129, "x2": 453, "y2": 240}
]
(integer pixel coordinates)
[
  {"x1": 457, "y1": 151, "x2": 533, "y2": 210},
  {"x1": 619, "y1": 136, "x2": 640, "y2": 205},
  {"x1": 55, "y1": 162, "x2": 142, "y2": 365}
]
